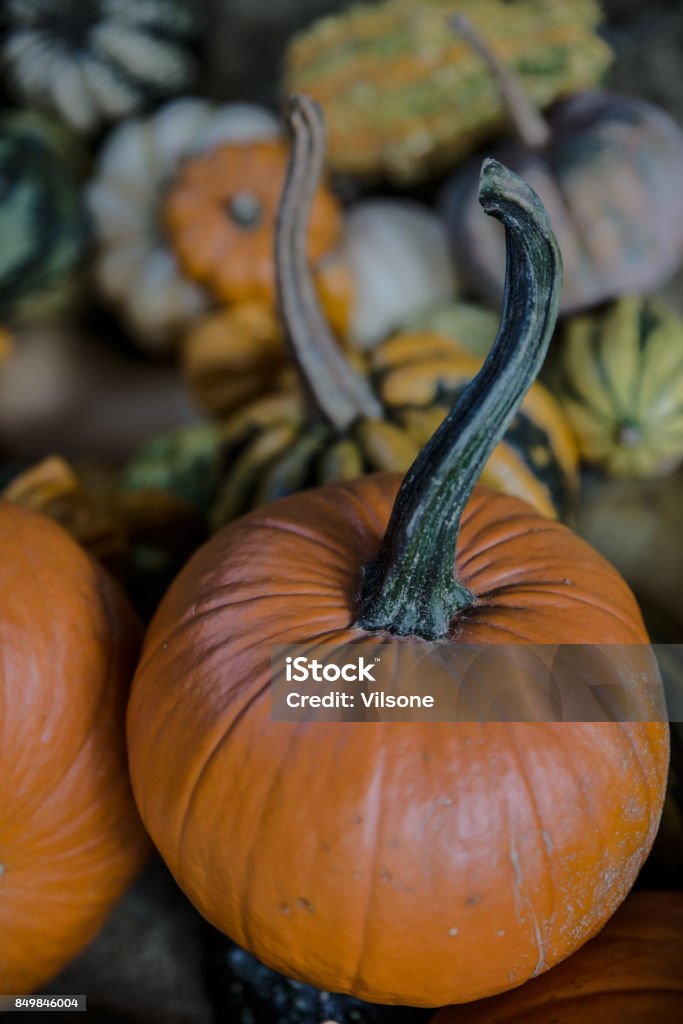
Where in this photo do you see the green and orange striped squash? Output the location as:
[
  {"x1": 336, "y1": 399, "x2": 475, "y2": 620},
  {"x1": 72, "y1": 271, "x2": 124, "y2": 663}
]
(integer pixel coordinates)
[{"x1": 283, "y1": 0, "x2": 611, "y2": 183}]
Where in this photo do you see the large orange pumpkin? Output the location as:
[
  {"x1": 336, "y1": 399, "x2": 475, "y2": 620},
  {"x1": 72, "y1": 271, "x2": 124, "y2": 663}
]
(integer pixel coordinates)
[
  {"x1": 432, "y1": 890, "x2": 683, "y2": 1022},
  {"x1": 0, "y1": 502, "x2": 149, "y2": 994},
  {"x1": 127, "y1": 101, "x2": 668, "y2": 1008}
]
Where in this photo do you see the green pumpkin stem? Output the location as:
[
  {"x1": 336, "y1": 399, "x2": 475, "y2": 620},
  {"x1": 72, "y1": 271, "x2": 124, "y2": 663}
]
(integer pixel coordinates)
[
  {"x1": 452, "y1": 15, "x2": 552, "y2": 151},
  {"x1": 276, "y1": 94, "x2": 382, "y2": 432},
  {"x1": 356, "y1": 159, "x2": 562, "y2": 640}
]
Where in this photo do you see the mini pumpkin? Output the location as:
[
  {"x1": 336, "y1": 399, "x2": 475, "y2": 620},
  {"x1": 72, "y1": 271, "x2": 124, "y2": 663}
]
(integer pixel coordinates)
[
  {"x1": 164, "y1": 138, "x2": 345, "y2": 309},
  {"x1": 2, "y1": 0, "x2": 202, "y2": 134},
  {"x1": 0, "y1": 501, "x2": 149, "y2": 993},
  {"x1": 283, "y1": 0, "x2": 611, "y2": 183},
  {"x1": 432, "y1": 891, "x2": 683, "y2": 1023},
  {"x1": 127, "y1": 120, "x2": 668, "y2": 1007},
  {"x1": 0, "y1": 111, "x2": 87, "y2": 323},
  {"x1": 442, "y1": 18, "x2": 683, "y2": 314},
  {"x1": 553, "y1": 295, "x2": 683, "y2": 477},
  {"x1": 210, "y1": 99, "x2": 577, "y2": 526},
  {"x1": 87, "y1": 98, "x2": 280, "y2": 353}
]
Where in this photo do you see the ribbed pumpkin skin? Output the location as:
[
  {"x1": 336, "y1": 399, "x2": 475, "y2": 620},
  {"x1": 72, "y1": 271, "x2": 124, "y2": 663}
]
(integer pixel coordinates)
[
  {"x1": 555, "y1": 295, "x2": 683, "y2": 477},
  {"x1": 127, "y1": 476, "x2": 668, "y2": 1007},
  {"x1": 432, "y1": 891, "x2": 683, "y2": 1022},
  {"x1": 0, "y1": 503, "x2": 149, "y2": 994},
  {"x1": 443, "y1": 93, "x2": 683, "y2": 314},
  {"x1": 283, "y1": 0, "x2": 610, "y2": 183}
]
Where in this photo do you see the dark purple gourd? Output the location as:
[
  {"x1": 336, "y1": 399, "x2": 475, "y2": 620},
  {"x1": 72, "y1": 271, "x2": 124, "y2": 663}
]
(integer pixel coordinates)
[{"x1": 441, "y1": 16, "x2": 683, "y2": 316}]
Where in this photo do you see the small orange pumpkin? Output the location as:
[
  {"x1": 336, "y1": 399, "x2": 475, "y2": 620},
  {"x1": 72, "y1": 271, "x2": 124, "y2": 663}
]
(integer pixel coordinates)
[
  {"x1": 164, "y1": 137, "x2": 345, "y2": 308},
  {"x1": 127, "y1": 100, "x2": 667, "y2": 1008},
  {"x1": 432, "y1": 891, "x2": 683, "y2": 1022},
  {"x1": 0, "y1": 502, "x2": 149, "y2": 993}
]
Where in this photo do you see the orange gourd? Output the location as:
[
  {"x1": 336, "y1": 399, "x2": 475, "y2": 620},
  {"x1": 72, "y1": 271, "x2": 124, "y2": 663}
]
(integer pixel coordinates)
[
  {"x1": 127, "y1": 98, "x2": 668, "y2": 1008},
  {"x1": 432, "y1": 891, "x2": 683, "y2": 1022},
  {"x1": 164, "y1": 137, "x2": 345, "y2": 308},
  {"x1": 0, "y1": 502, "x2": 149, "y2": 994}
]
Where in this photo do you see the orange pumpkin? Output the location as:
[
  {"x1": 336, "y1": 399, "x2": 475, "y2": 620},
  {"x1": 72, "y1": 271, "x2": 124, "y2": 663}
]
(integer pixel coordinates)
[
  {"x1": 127, "y1": 100, "x2": 668, "y2": 1008},
  {"x1": 164, "y1": 137, "x2": 346, "y2": 309},
  {"x1": 432, "y1": 891, "x2": 683, "y2": 1022},
  {"x1": 0, "y1": 502, "x2": 149, "y2": 994}
]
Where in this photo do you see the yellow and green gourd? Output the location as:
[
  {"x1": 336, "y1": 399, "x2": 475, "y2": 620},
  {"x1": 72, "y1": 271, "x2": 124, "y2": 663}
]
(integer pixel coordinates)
[
  {"x1": 282, "y1": 0, "x2": 611, "y2": 183},
  {"x1": 554, "y1": 296, "x2": 683, "y2": 478},
  {"x1": 211, "y1": 97, "x2": 578, "y2": 528}
]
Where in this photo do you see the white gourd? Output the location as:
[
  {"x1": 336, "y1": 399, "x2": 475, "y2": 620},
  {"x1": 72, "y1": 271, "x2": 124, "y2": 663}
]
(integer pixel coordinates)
[{"x1": 343, "y1": 199, "x2": 459, "y2": 350}]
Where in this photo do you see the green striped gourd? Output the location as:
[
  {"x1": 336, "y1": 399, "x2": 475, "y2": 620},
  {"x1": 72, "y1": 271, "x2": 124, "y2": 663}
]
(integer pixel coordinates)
[
  {"x1": 283, "y1": 0, "x2": 611, "y2": 183},
  {"x1": 0, "y1": 111, "x2": 87, "y2": 323},
  {"x1": 555, "y1": 296, "x2": 683, "y2": 477}
]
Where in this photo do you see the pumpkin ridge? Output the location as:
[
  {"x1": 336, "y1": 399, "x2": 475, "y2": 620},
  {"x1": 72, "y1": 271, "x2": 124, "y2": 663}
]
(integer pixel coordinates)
[
  {"x1": 527, "y1": 726, "x2": 612, "y2": 945},
  {"x1": 246, "y1": 512, "x2": 365, "y2": 563},
  {"x1": 448, "y1": 615, "x2": 541, "y2": 643},
  {"x1": 172, "y1": 660, "x2": 276, "y2": 890},
  {"x1": 485, "y1": 590, "x2": 646, "y2": 638},
  {"x1": 457, "y1": 519, "x2": 560, "y2": 572},
  {"x1": 236, "y1": 715, "x2": 305, "y2": 953},
  {"x1": 613, "y1": 726, "x2": 664, "y2": 852},
  {"x1": 504, "y1": 728, "x2": 558, "y2": 971},
  {"x1": 347, "y1": 742, "x2": 390, "y2": 997},
  {"x1": 1, "y1": 568, "x2": 112, "y2": 821}
]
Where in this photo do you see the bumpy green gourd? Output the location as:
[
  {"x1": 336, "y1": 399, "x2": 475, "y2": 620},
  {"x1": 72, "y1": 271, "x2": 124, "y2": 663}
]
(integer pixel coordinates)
[
  {"x1": 0, "y1": 112, "x2": 87, "y2": 322},
  {"x1": 555, "y1": 296, "x2": 683, "y2": 478},
  {"x1": 283, "y1": 0, "x2": 611, "y2": 183}
]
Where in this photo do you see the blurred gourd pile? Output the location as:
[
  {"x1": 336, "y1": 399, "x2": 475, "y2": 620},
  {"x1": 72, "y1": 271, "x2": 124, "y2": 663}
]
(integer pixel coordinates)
[{"x1": 2, "y1": 0, "x2": 683, "y2": 1021}]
